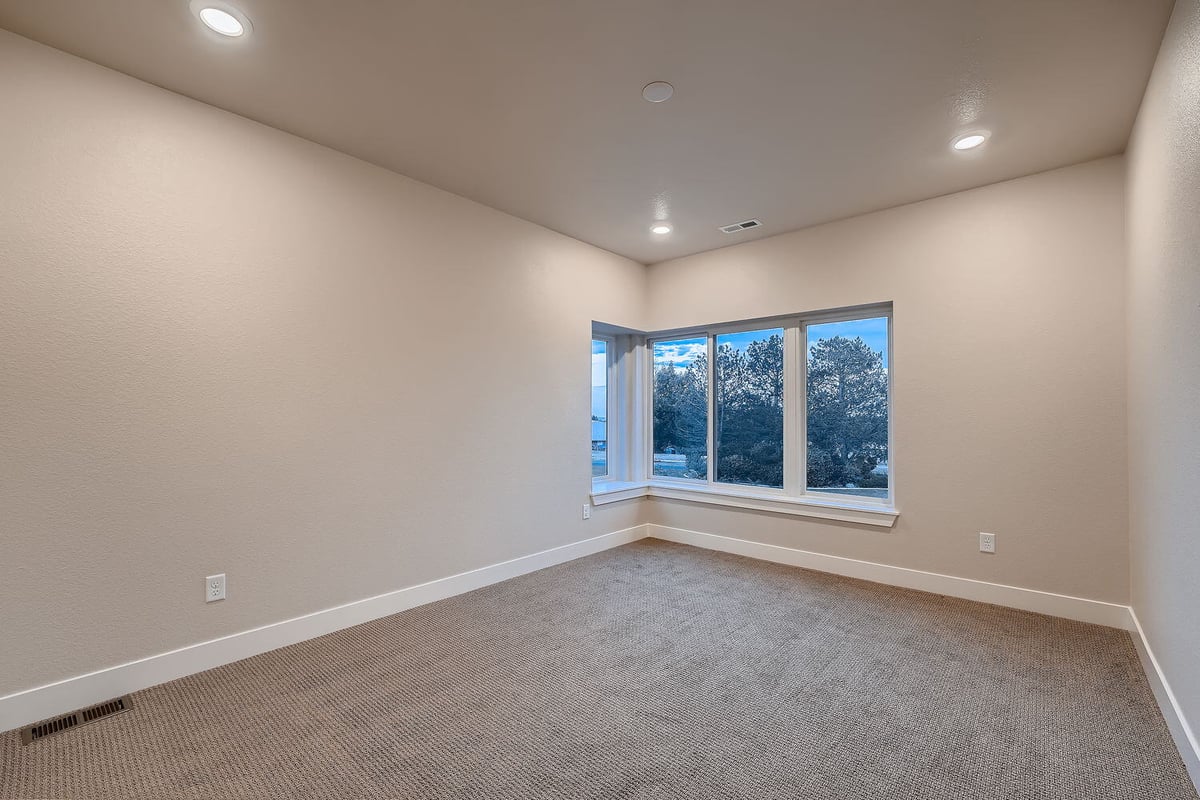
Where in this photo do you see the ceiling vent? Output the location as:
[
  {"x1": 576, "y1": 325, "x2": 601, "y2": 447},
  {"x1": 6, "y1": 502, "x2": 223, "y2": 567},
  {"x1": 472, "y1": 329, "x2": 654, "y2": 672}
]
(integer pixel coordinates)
[
  {"x1": 719, "y1": 219, "x2": 762, "y2": 234},
  {"x1": 21, "y1": 696, "x2": 132, "y2": 745}
]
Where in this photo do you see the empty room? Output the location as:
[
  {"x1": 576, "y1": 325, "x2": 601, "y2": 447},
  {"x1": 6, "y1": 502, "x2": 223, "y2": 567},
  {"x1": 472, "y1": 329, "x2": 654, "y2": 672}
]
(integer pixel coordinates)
[{"x1": 1, "y1": 1, "x2": 1198, "y2": 797}]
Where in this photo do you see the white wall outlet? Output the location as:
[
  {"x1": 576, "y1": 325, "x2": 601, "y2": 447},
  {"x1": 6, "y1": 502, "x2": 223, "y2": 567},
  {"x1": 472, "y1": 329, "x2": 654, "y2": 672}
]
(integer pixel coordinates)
[
  {"x1": 206, "y1": 573, "x2": 226, "y2": 602},
  {"x1": 979, "y1": 533, "x2": 996, "y2": 554},
  {"x1": 582, "y1": 503, "x2": 591, "y2": 520}
]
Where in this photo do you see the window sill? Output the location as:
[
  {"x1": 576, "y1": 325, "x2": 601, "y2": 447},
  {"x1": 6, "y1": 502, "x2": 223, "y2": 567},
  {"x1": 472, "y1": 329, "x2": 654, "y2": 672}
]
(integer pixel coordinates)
[
  {"x1": 590, "y1": 481, "x2": 651, "y2": 505},
  {"x1": 590, "y1": 480, "x2": 898, "y2": 528}
]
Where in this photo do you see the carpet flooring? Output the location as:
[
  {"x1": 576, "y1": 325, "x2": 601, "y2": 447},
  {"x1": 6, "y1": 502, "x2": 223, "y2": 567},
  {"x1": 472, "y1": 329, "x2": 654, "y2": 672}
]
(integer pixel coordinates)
[{"x1": 2, "y1": 539, "x2": 1196, "y2": 799}]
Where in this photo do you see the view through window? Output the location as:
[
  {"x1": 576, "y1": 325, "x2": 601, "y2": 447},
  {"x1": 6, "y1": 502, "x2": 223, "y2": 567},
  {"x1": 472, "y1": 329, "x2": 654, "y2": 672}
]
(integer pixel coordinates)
[
  {"x1": 806, "y1": 317, "x2": 889, "y2": 499},
  {"x1": 715, "y1": 328, "x2": 785, "y2": 488},
  {"x1": 591, "y1": 339, "x2": 608, "y2": 478},
  {"x1": 643, "y1": 311, "x2": 890, "y2": 502},
  {"x1": 652, "y1": 337, "x2": 708, "y2": 480}
]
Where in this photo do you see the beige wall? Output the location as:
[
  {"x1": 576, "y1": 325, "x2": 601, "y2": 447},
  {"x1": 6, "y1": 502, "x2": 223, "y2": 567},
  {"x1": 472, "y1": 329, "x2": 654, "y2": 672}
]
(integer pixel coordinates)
[
  {"x1": 1126, "y1": 0, "x2": 1200, "y2": 746},
  {"x1": 0, "y1": 20, "x2": 1160, "y2": 705},
  {"x1": 645, "y1": 158, "x2": 1129, "y2": 604},
  {"x1": 0, "y1": 30, "x2": 646, "y2": 697}
]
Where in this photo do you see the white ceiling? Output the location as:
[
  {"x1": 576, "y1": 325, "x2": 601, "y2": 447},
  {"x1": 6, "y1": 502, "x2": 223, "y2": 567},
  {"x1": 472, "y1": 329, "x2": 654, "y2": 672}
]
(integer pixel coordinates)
[{"x1": 0, "y1": 0, "x2": 1173, "y2": 264}]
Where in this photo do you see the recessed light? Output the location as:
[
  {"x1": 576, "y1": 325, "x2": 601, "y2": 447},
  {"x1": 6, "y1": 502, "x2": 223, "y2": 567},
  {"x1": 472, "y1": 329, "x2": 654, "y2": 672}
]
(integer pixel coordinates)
[
  {"x1": 650, "y1": 222, "x2": 673, "y2": 235},
  {"x1": 642, "y1": 82, "x2": 674, "y2": 103},
  {"x1": 196, "y1": 5, "x2": 248, "y2": 37},
  {"x1": 952, "y1": 131, "x2": 989, "y2": 151}
]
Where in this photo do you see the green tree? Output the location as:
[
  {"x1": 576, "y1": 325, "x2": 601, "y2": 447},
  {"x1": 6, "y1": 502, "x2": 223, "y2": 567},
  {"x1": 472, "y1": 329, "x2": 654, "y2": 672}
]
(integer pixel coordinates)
[
  {"x1": 653, "y1": 355, "x2": 707, "y2": 477},
  {"x1": 806, "y1": 336, "x2": 888, "y2": 488},
  {"x1": 714, "y1": 334, "x2": 784, "y2": 487},
  {"x1": 652, "y1": 333, "x2": 886, "y2": 489}
]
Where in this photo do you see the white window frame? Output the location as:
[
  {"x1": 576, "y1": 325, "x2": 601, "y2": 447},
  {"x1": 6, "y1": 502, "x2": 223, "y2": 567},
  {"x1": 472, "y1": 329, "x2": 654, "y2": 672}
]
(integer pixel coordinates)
[
  {"x1": 797, "y1": 306, "x2": 894, "y2": 508},
  {"x1": 593, "y1": 304, "x2": 897, "y2": 529},
  {"x1": 590, "y1": 325, "x2": 647, "y2": 493},
  {"x1": 643, "y1": 331, "x2": 713, "y2": 485}
]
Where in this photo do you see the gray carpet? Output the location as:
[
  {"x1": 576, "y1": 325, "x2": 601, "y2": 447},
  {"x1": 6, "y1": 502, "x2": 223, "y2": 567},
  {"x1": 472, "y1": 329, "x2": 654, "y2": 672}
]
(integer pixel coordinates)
[{"x1": 2, "y1": 539, "x2": 1196, "y2": 799}]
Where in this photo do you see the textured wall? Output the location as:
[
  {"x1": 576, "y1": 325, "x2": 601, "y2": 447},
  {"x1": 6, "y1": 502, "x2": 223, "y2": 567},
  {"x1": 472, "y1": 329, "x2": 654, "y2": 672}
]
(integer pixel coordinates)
[
  {"x1": 645, "y1": 158, "x2": 1129, "y2": 604},
  {"x1": 0, "y1": 13, "x2": 1170, "y2": 708},
  {"x1": 0, "y1": 30, "x2": 646, "y2": 697},
  {"x1": 1126, "y1": 0, "x2": 1200, "y2": 753}
]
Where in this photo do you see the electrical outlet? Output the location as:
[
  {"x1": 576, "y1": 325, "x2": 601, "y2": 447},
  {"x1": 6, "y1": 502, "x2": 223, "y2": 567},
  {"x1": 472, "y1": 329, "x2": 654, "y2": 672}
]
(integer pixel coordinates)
[
  {"x1": 582, "y1": 503, "x2": 591, "y2": 520},
  {"x1": 979, "y1": 533, "x2": 996, "y2": 554},
  {"x1": 206, "y1": 573, "x2": 226, "y2": 602}
]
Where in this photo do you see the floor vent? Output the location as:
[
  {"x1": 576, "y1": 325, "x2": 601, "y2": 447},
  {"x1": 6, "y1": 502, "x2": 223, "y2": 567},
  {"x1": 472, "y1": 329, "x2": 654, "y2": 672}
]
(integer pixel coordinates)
[
  {"x1": 719, "y1": 219, "x2": 762, "y2": 234},
  {"x1": 20, "y1": 696, "x2": 132, "y2": 745}
]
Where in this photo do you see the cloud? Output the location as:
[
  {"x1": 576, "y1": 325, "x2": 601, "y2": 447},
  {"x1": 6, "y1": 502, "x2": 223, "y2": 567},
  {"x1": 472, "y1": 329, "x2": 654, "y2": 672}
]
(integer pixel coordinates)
[
  {"x1": 592, "y1": 353, "x2": 607, "y2": 387},
  {"x1": 653, "y1": 340, "x2": 706, "y2": 370},
  {"x1": 592, "y1": 353, "x2": 608, "y2": 418}
]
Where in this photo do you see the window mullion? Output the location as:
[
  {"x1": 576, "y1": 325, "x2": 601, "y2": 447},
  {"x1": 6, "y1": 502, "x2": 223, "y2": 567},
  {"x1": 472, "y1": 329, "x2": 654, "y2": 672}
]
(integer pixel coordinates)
[
  {"x1": 797, "y1": 322, "x2": 808, "y2": 497},
  {"x1": 629, "y1": 338, "x2": 646, "y2": 482},
  {"x1": 705, "y1": 333, "x2": 715, "y2": 485},
  {"x1": 783, "y1": 323, "x2": 802, "y2": 496}
]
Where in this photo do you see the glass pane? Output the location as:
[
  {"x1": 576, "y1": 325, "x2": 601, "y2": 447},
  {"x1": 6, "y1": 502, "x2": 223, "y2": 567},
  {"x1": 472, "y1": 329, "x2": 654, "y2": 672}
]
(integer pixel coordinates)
[
  {"x1": 715, "y1": 329, "x2": 784, "y2": 488},
  {"x1": 806, "y1": 317, "x2": 889, "y2": 499},
  {"x1": 652, "y1": 337, "x2": 708, "y2": 480},
  {"x1": 591, "y1": 339, "x2": 607, "y2": 478}
]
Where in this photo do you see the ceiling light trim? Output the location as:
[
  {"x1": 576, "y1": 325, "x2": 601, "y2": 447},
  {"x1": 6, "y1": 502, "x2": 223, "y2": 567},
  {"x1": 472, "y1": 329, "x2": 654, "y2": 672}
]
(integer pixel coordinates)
[
  {"x1": 951, "y1": 130, "x2": 991, "y2": 151},
  {"x1": 189, "y1": 0, "x2": 252, "y2": 38}
]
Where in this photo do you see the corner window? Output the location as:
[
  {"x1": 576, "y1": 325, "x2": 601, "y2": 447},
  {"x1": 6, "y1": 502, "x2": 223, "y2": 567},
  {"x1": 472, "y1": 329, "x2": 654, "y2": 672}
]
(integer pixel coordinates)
[
  {"x1": 590, "y1": 304, "x2": 892, "y2": 523},
  {"x1": 645, "y1": 306, "x2": 892, "y2": 506}
]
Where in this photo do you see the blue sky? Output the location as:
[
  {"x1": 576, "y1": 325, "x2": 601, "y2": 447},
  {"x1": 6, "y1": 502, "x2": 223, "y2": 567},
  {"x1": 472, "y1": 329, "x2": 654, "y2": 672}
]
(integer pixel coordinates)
[
  {"x1": 594, "y1": 318, "x2": 888, "y2": 418},
  {"x1": 652, "y1": 336, "x2": 706, "y2": 370},
  {"x1": 808, "y1": 317, "x2": 888, "y2": 368},
  {"x1": 651, "y1": 318, "x2": 888, "y2": 370},
  {"x1": 717, "y1": 328, "x2": 784, "y2": 353}
]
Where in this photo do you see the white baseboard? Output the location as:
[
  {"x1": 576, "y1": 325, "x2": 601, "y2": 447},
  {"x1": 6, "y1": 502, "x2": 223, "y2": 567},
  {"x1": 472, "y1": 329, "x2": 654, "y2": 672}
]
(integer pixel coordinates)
[
  {"x1": 0, "y1": 524, "x2": 649, "y2": 733},
  {"x1": 10, "y1": 519, "x2": 1194, "y2": 794},
  {"x1": 648, "y1": 524, "x2": 1200, "y2": 789},
  {"x1": 646, "y1": 524, "x2": 1134, "y2": 629},
  {"x1": 1128, "y1": 609, "x2": 1200, "y2": 792}
]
